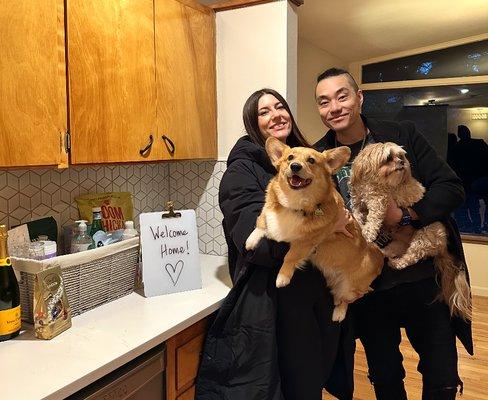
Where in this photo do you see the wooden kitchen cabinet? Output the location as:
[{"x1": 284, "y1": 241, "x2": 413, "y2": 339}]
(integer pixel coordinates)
[
  {"x1": 67, "y1": 0, "x2": 159, "y2": 164},
  {"x1": 0, "y1": 0, "x2": 68, "y2": 168},
  {"x1": 166, "y1": 316, "x2": 210, "y2": 400},
  {"x1": 67, "y1": 0, "x2": 216, "y2": 164},
  {"x1": 155, "y1": 0, "x2": 217, "y2": 160},
  {"x1": 0, "y1": 0, "x2": 216, "y2": 168}
]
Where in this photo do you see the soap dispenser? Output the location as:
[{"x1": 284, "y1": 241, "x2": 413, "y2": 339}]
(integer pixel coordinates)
[{"x1": 71, "y1": 220, "x2": 92, "y2": 253}]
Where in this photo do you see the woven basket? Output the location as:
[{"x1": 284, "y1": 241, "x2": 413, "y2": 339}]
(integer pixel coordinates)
[{"x1": 12, "y1": 237, "x2": 139, "y2": 323}]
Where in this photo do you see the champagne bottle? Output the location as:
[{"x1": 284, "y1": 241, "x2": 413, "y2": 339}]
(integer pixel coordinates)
[{"x1": 0, "y1": 225, "x2": 21, "y2": 341}]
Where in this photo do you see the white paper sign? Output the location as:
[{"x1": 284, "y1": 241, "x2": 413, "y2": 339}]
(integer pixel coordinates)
[{"x1": 139, "y1": 210, "x2": 202, "y2": 297}]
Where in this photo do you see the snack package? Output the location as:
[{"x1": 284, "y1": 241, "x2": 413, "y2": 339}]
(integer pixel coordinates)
[
  {"x1": 75, "y1": 192, "x2": 134, "y2": 232},
  {"x1": 34, "y1": 266, "x2": 71, "y2": 340}
]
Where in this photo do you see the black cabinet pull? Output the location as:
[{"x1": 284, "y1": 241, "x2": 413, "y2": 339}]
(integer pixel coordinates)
[
  {"x1": 162, "y1": 135, "x2": 175, "y2": 156},
  {"x1": 139, "y1": 134, "x2": 154, "y2": 156}
]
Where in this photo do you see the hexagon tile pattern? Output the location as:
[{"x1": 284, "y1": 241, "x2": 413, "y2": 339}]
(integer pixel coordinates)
[
  {"x1": 169, "y1": 161, "x2": 227, "y2": 256},
  {"x1": 0, "y1": 163, "x2": 170, "y2": 237},
  {"x1": 0, "y1": 161, "x2": 228, "y2": 257}
]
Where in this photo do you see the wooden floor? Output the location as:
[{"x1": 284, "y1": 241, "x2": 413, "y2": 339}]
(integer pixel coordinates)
[{"x1": 323, "y1": 296, "x2": 488, "y2": 400}]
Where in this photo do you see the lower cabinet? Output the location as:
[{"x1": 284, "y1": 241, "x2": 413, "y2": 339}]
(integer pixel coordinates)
[{"x1": 166, "y1": 316, "x2": 210, "y2": 400}]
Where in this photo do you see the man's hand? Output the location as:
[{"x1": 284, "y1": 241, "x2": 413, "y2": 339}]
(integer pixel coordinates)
[
  {"x1": 334, "y1": 208, "x2": 354, "y2": 238},
  {"x1": 384, "y1": 197, "x2": 403, "y2": 226},
  {"x1": 384, "y1": 197, "x2": 419, "y2": 227}
]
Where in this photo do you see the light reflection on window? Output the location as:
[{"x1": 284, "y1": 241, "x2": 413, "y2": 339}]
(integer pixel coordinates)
[
  {"x1": 467, "y1": 52, "x2": 481, "y2": 60},
  {"x1": 417, "y1": 61, "x2": 434, "y2": 75}
]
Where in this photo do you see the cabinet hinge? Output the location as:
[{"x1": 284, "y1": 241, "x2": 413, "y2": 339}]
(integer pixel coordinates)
[{"x1": 65, "y1": 130, "x2": 71, "y2": 153}]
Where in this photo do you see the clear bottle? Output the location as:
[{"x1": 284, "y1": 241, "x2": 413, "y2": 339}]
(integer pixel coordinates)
[
  {"x1": 71, "y1": 220, "x2": 92, "y2": 253},
  {"x1": 122, "y1": 221, "x2": 138, "y2": 240},
  {"x1": 89, "y1": 207, "x2": 106, "y2": 248},
  {"x1": 0, "y1": 225, "x2": 21, "y2": 341}
]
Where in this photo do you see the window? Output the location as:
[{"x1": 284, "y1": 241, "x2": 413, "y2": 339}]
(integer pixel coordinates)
[
  {"x1": 363, "y1": 84, "x2": 488, "y2": 238},
  {"x1": 362, "y1": 39, "x2": 488, "y2": 84}
]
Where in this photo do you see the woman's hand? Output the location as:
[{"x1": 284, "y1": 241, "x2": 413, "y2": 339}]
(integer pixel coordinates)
[{"x1": 333, "y1": 208, "x2": 354, "y2": 238}]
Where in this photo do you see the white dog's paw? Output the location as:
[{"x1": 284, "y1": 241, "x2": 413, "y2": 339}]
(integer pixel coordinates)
[
  {"x1": 332, "y1": 304, "x2": 348, "y2": 322},
  {"x1": 276, "y1": 273, "x2": 291, "y2": 288},
  {"x1": 245, "y1": 228, "x2": 264, "y2": 250},
  {"x1": 388, "y1": 257, "x2": 408, "y2": 270}
]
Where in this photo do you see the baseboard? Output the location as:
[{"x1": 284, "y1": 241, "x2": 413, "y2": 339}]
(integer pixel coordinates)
[{"x1": 471, "y1": 285, "x2": 488, "y2": 297}]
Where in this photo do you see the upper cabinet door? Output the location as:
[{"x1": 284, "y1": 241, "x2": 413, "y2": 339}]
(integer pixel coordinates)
[
  {"x1": 155, "y1": 0, "x2": 217, "y2": 160},
  {"x1": 0, "y1": 0, "x2": 67, "y2": 168},
  {"x1": 67, "y1": 0, "x2": 158, "y2": 164}
]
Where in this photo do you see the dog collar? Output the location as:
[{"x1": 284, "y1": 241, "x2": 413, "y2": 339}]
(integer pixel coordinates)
[{"x1": 296, "y1": 204, "x2": 324, "y2": 217}]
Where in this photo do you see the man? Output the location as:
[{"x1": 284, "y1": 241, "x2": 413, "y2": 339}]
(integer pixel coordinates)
[{"x1": 314, "y1": 68, "x2": 473, "y2": 400}]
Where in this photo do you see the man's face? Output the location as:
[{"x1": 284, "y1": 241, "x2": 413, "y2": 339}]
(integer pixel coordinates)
[{"x1": 315, "y1": 74, "x2": 363, "y2": 133}]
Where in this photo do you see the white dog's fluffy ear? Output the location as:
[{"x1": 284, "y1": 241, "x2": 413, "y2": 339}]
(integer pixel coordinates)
[
  {"x1": 323, "y1": 146, "x2": 351, "y2": 173},
  {"x1": 266, "y1": 137, "x2": 289, "y2": 165}
]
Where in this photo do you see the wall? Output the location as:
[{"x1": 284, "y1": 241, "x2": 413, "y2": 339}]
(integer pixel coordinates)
[
  {"x1": 0, "y1": 161, "x2": 227, "y2": 257},
  {"x1": 464, "y1": 242, "x2": 488, "y2": 297},
  {"x1": 297, "y1": 38, "x2": 345, "y2": 144},
  {"x1": 447, "y1": 107, "x2": 488, "y2": 140},
  {"x1": 216, "y1": 0, "x2": 297, "y2": 160}
]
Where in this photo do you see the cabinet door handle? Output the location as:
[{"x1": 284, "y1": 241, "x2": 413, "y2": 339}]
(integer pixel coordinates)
[
  {"x1": 162, "y1": 135, "x2": 175, "y2": 156},
  {"x1": 139, "y1": 134, "x2": 154, "y2": 156}
]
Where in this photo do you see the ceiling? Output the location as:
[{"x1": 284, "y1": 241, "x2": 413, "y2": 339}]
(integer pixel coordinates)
[{"x1": 298, "y1": 0, "x2": 488, "y2": 62}]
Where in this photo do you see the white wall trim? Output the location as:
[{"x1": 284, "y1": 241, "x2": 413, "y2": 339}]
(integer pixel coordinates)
[{"x1": 471, "y1": 285, "x2": 488, "y2": 298}]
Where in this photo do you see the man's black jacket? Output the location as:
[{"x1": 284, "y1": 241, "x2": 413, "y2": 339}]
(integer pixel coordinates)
[{"x1": 315, "y1": 116, "x2": 473, "y2": 355}]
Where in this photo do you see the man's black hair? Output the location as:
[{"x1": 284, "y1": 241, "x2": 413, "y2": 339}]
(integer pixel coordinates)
[{"x1": 316, "y1": 68, "x2": 359, "y2": 92}]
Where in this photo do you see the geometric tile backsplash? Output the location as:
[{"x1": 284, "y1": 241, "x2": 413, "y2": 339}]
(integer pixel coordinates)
[
  {"x1": 169, "y1": 161, "x2": 227, "y2": 256},
  {"x1": 0, "y1": 160, "x2": 228, "y2": 256}
]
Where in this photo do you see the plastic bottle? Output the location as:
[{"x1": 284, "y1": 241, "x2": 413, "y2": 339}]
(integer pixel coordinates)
[
  {"x1": 38, "y1": 236, "x2": 57, "y2": 259},
  {"x1": 71, "y1": 220, "x2": 92, "y2": 253},
  {"x1": 122, "y1": 221, "x2": 138, "y2": 240}
]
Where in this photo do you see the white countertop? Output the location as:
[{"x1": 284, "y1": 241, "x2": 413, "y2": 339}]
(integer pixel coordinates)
[{"x1": 1, "y1": 254, "x2": 231, "y2": 400}]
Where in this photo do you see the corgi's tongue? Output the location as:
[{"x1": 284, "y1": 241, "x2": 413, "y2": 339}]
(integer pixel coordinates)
[{"x1": 288, "y1": 175, "x2": 311, "y2": 189}]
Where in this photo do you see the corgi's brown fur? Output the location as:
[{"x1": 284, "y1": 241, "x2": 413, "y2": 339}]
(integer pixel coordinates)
[{"x1": 246, "y1": 137, "x2": 384, "y2": 321}]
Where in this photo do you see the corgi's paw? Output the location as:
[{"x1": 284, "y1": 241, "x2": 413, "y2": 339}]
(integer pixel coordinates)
[
  {"x1": 276, "y1": 273, "x2": 291, "y2": 288},
  {"x1": 388, "y1": 257, "x2": 408, "y2": 270},
  {"x1": 245, "y1": 228, "x2": 264, "y2": 250},
  {"x1": 332, "y1": 304, "x2": 348, "y2": 322}
]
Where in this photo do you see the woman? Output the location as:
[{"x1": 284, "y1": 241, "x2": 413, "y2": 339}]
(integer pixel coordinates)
[{"x1": 196, "y1": 89, "x2": 354, "y2": 400}]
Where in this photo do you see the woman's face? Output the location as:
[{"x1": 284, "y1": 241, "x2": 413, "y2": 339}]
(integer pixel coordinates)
[{"x1": 257, "y1": 94, "x2": 292, "y2": 142}]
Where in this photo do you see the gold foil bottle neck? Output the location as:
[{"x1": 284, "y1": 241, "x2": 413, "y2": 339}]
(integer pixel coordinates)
[{"x1": 0, "y1": 224, "x2": 8, "y2": 260}]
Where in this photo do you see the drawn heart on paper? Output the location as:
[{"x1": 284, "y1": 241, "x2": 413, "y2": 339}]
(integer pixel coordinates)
[{"x1": 165, "y1": 260, "x2": 184, "y2": 286}]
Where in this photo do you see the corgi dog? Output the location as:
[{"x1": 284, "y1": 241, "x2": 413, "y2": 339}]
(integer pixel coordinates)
[{"x1": 245, "y1": 137, "x2": 384, "y2": 321}]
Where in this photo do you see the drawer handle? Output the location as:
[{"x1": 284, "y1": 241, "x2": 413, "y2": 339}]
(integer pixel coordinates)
[
  {"x1": 162, "y1": 134, "x2": 175, "y2": 156},
  {"x1": 139, "y1": 134, "x2": 154, "y2": 156}
]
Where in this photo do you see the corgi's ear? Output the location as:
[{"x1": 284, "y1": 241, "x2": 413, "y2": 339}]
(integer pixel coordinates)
[
  {"x1": 322, "y1": 146, "x2": 351, "y2": 173},
  {"x1": 265, "y1": 137, "x2": 289, "y2": 165}
]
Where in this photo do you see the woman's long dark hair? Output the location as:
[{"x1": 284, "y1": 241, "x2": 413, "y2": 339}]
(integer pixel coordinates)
[{"x1": 242, "y1": 88, "x2": 310, "y2": 148}]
